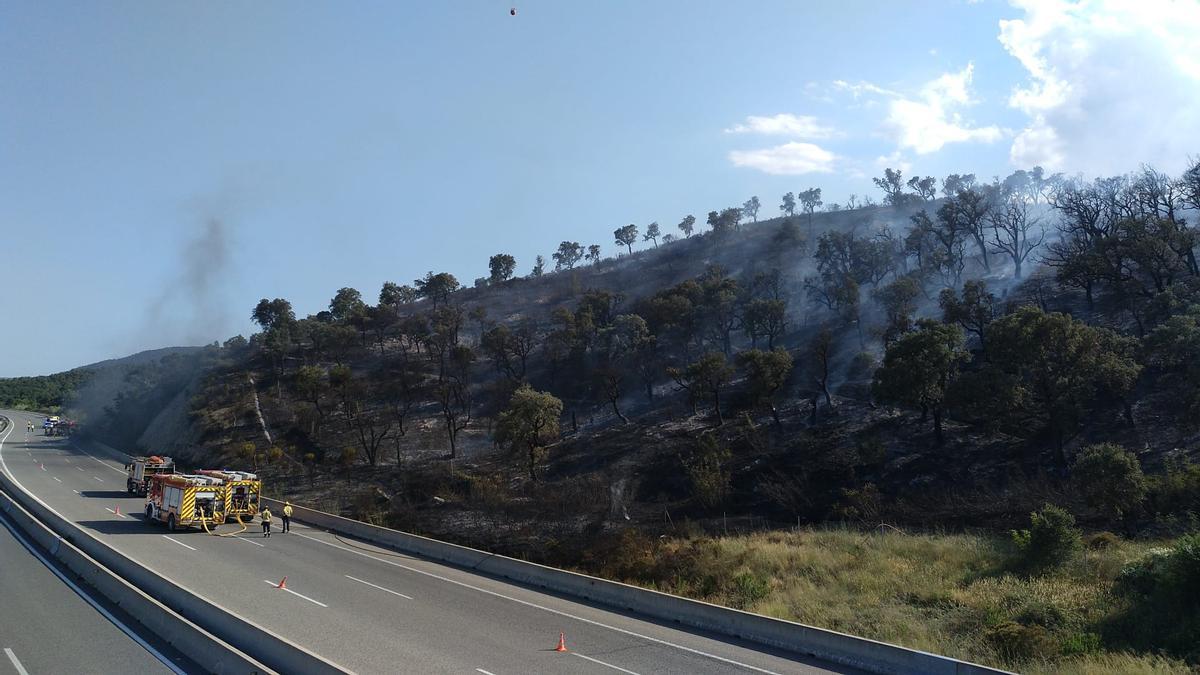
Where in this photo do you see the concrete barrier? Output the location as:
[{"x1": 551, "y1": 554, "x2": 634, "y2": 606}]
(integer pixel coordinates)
[
  {"x1": 0, "y1": 416, "x2": 350, "y2": 675},
  {"x1": 0, "y1": 488, "x2": 265, "y2": 674},
  {"x1": 265, "y1": 497, "x2": 1009, "y2": 675}
]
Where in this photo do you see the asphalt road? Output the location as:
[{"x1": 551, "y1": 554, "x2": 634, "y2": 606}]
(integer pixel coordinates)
[
  {"x1": 2, "y1": 409, "x2": 857, "y2": 675},
  {"x1": 0, "y1": 419, "x2": 189, "y2": 675}
]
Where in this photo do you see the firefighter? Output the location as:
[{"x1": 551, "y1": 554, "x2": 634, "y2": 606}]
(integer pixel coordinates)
[
  {"x1": 261, "y1": 506, "x2": 273, "y2": 538},
  {"x1": 282, "y1": 502, "x2": 293, "y2": 533}
]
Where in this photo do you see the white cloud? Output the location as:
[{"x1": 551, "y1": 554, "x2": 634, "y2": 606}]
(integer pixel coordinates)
[
  {"x1": 884, "y1": 63, "x2": 1005, "y2": 154},
  {"x1": 724, "y1": 113, "x2": 835, "y2": 139},
  {"x1": 999, "y1": 0, "x2": 1200, "y2": 173},
  {"x1": 874, "y1": 151, "x2": 913, "y2": 174},
  {"x1": 729, "y1": 142, "x2": 837, "y2": 175},
  {"x1": 832, "y1": 79, "x2": 901, "y2": 99}
]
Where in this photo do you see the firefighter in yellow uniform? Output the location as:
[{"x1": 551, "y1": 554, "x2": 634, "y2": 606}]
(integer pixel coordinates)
[
  {"x1": 282, "y1": 502, "x2": 293, "y2": 533},
  {"x1": 261, "y1": 506, "x2": 273, "y2": 538}
]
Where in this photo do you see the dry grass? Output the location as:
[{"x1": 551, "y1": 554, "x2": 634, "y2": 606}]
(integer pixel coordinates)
[{"x1": 593, "y1": 527, "x2": 1193, "y2": 673}]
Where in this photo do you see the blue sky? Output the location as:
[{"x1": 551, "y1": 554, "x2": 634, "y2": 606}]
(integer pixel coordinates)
[{"x1": 3, "y1": 0, "x2": 1198, "y2": 376}]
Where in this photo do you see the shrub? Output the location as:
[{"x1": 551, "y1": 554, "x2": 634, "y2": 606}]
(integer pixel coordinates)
[
  {"x1": 986, "y1": 621, "x2": 1058, "y2": 661},
  {"x1": 1011, "y1": 504, "x2": 1082, "y2": 572},
  {"x1": 1167, "y1": 532, "x2": 1200, "y2": 600},
  {"x1": 1147, "y1": 455, "x2": 1200, "y2": 517},
  {"x1": 682, "y1": 434, "x2": 731, "y2": 508},
  {"x1": 729, "y1": 572, "x2": 771, "y2": 609},
  {"x1": 1072, "y1": 443, "x2": 1146, "y2": 517},
  {"x1": 1085, "y1": 531, "x2": 1121, "y2": 550}
]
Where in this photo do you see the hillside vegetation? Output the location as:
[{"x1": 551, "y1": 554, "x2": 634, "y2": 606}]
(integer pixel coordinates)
[{"x1": 84, "y1": 160, "x2": 1200, "y2": 671}]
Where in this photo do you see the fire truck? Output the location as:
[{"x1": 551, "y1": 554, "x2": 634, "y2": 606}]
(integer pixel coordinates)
[
  {"x1": 195, "y1": 470, "x2": 261, "y2": 522},
  {"x1": 125, "y1": 456, "x2": 175, "y2": 496},
  {"x1": 144, "y1": 473, "x2": 226, "y2": 531}
]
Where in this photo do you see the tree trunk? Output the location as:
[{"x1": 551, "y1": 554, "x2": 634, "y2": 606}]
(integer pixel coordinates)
[
  {"x1": 713, "y1": 388, "x2": 724, "y2": 426},
  {"x1": 933, "y1": 408, "x2": 944, "y2": 446},
  {"x1": 610, "y1": 397, "x2": 629, "y2": 424}
]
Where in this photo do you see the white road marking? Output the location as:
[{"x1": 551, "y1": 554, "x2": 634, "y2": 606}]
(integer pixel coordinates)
[
  {"x1": 345, "y1": 574, "x2": 413, "y2": 599},
  {"x1": 161, "y1": 535, "x2": 197, "y2": 551},
  {"x1": 574, "y1": 652, "x2": 642, "y2": 674},
  {"x1": 72, "y1": 489, "x2": 80, "y2": 494},
  {"x1": 4, "y1": 648, "x2": 29, "y2": 675},
  {"x1": 92, "y1": 476, "x2": 104, "y2": 482},
  {"x1": 231, "y1": 536, "x2": 265, "y2": 548},
  {"x1": 476, "y1": 669, "x2": 497, "y2": 675},
  {"x1": 262, "y1": 579, "x2": 327, "y2": 607},
  {"x1": 53, "y1": 476, "x2": 61, "y2": 482},
  {"x1": 104, "y1": 507, "x2": 129, "y2": 519},
  {"x1": 291, "y1": 532, "x2": 782, "y2": 675},
  {"x1": 76, "y1": 467, "x2": 85, "y2": 472},
  {"x1": 0, "y1": 417, "x2": 183, "y2": 674},
  {"x1": 69, "y1": 442, "x2": 128, "y2": 475}
]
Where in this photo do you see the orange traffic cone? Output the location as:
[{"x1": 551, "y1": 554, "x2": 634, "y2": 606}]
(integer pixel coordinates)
[
  {"x1": 39, "y1": 463, "x2": 45, "y2": 471},
  {"x1": 114, "y1": 505, "x2": 121, "y2": 516},
  {"x1": 276, "y1": 576, "x2": 288, "y2": 590},
  {"x1": 555, "y1": 632, "x2": 568, "y2": 653}
]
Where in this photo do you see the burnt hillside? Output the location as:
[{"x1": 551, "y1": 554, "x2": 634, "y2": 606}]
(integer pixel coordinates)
[{"x1": 141, "y1": 163, "x2": 1200, "y2": 561}]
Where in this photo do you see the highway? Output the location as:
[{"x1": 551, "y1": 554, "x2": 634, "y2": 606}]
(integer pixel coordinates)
[
  {"x1": 1, "y1": 409, "x2": 855, "y2": 674},
  {"x1": 0, "y1": 420, "x2": 190, "y2": 674}
]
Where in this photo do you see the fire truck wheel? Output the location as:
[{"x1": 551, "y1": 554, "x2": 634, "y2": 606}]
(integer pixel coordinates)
[
  {"x1": 145, "y1": 504, "x2": 153, "y2": 520},
  {"x1": 167, "y1": 514, "x2": 177, "y2": 531}
]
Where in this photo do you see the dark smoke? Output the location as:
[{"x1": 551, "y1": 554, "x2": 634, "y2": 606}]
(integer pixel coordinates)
[{"x1": 144, "y1": 216, "x2": 234, "y2": 346}]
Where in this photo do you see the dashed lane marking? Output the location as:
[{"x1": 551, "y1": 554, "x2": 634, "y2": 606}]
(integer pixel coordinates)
[
  {"x1": 574, "y1": 652, "x2": 643, "y2": 674},
  {"x1": 345, "y1": 574, "x2": 413, "y2": 600},
  {"x1": 4, "y1": 648, "x2": 29, "y2": 675},
  {"x1": 290, "y1": 532, "x2": 783, "y2": 675},
  {"x1": 262, "y1": 580, "x2": 327, "y2": 607},
  {"x1": 161, "y1": 536, "x2": 197, "y2": 551}
]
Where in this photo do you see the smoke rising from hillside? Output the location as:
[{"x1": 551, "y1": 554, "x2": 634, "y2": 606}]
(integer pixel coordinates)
[{"x1": 144, "y1": 216, "x2": 234, "y2": 347}]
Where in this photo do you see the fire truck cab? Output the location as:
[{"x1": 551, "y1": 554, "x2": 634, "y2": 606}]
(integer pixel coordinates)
[{"x1": 144, "y1": 473, "x2": 226, "y2": 531}]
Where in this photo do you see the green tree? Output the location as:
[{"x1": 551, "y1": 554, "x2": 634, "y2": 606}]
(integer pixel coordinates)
[
  {"x1": 379, "y1": 281, "x2": 418, "y2": 308},
  {"x1": 1145, "y1": 305, "x2": 1200, "y2": 427},
  {"x1": 873, "y1": 275, "x2": 922, "y2": 346},
  {"x1": 614, "y1": 224, "x2": 638, "y2": 255},
  {"x1": 938, "y1": 280, "x2": 999, "y2": 354},
  {"x1": 531, "y1": 255, "x2": 546, "y2": 277},
  {"x1": 329, "y1": 288, "x2": 366, "y2": 323},
  {"x1": 737, "y1": 348, "x2": 794, "y2": 426},
  {"x1": 414, "y1": 272, "x2": 460, "y2": 307},
  {"x1": 873, "y1": 168, "x2": 906, "y2": 205},
  {"x1": 780, "y1": 191, "x2": 796, "y2": 217},
  {"x1": 1011, "y1": 504, "x2": 1081, "y2": 572},
  {"x1": 552, "y1": 241, "x2": 584, "y2": 271},
  {"x1": 988, "y1": 306, "x2": 1142, "y2": 466},
  {"x1": 907, "y1": 175, "x2": 937, "y2": 201},
  {"x1": 1072, "y1": 443, "x2": 1147, "y2": 518},
  {"x1": 586, "y1": 244, "x2": 602, "y2": 266},
  {"x1": 252, "y1": 298, "x2": 295, "y2": 331},
  {"x1": 495, "y1": 385, "x2": 562, "y2": 480},
  {"x1": 873, "y1": 320, "x2": 968, "y2": 444},
  {"x1": 488, "y1": 253, "x2": 517, "y2": 284},
  {"x1": 742, "y1": 195, "x2": 761, "y2": 222},
  {"x1": 678, "y1": 214, "x2": 696, "y2": 238},
  {"x1": 669, "y1": 352, "x2": 735, "y2": 425},
  {"x1": 798, "y1": 187, "x2": 822, "y2": 234},
  {"x1": 643, "y1": 222, "x2": 661, "y2": 248},
  {"x1": 742, "y1": 298, "x2": 787, "y2": 349}
]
